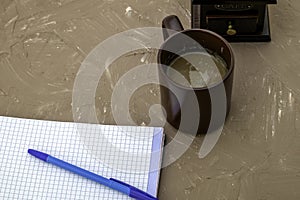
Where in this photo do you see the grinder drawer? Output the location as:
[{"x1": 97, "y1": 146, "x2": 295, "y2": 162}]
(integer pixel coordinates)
[{"x1": 206, "y1": 14, "x2": 259, "y2": 35}]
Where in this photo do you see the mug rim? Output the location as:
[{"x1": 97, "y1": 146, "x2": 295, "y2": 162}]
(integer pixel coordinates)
[{"x1": 158, "y1": 28, "x2": 235, "y2": 91}]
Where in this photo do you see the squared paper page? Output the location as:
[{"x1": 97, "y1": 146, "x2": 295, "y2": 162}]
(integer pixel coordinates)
[{"x1": 0, "y1": 116, "x2": 164, "y2": 200}]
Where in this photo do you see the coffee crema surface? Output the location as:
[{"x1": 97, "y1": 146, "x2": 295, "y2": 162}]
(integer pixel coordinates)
[{"x1": 166, "y1": 50, "x2": 228, "y2": 88}]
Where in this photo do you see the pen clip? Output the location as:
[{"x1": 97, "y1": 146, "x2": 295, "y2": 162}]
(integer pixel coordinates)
[{"x1": 110, "y1": 178, "x2": 158, "y2": 200}]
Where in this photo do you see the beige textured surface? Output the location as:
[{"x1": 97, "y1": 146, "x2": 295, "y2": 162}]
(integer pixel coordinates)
[{"x1": 1, "y1": 0, "x2": 300, "y2": 199}]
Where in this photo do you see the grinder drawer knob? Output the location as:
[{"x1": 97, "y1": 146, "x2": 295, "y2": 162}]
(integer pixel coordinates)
[{"x1": 227, "y1": 23, "x2": 237, "y2": 36}]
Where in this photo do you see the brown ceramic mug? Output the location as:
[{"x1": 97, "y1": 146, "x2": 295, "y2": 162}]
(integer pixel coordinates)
[{"x1": 158, "y1": 15, "x2": 234, "y2": 134}]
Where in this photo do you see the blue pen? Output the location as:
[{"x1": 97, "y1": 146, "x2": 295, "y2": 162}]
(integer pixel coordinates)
[{"x1": 28, "y1": 149, "x2": 157, "y2": 200}]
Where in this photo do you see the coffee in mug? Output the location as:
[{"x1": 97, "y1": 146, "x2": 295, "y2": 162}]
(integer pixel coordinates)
[{"x1": 166, "y1": 49, "x2": 228, "y2": 88}]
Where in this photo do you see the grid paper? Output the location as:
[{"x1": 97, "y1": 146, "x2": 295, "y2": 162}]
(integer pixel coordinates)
[{"x1": 0, "y1": 116, "x2": 164, "y2": 200}]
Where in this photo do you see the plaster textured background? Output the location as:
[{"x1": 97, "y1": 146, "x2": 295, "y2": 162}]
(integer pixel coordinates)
[{"x1": 0, "y1": 0, "x2": 299, "y2": 199}]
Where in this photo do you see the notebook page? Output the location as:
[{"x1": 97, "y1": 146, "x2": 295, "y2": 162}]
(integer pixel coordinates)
[{"x1": 0, "y1": 116, "x2": 163, "y2": 199}]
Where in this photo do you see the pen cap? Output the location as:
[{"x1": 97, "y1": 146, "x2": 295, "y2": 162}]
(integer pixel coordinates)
[
  {"x1": 129, "y1": 187, "x2": 158, "y2": 200},
  {"x1": 110, "y1": 178, "x2": 157, "y2": 200}
]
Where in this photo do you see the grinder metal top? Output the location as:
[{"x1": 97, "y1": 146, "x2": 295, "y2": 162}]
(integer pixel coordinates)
[{"x1": 192, "y1": 0, "x2": 277, "y2": 3}]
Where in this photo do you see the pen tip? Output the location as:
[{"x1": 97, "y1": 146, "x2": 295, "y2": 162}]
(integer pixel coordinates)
[{"x1": 28, "y1": 149, "x2": 49, "y2": 162}]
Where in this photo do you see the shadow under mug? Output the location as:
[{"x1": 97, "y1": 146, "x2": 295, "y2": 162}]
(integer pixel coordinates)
[{"x1": 158, "y1": 15, "x2": 235, "y2": 134}]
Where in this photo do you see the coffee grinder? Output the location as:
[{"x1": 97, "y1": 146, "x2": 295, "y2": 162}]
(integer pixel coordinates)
[{"x1": 191, "y1": 0, "x2": 277, "y2": 42}]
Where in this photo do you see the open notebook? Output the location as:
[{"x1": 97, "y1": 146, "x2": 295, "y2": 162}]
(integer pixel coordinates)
[{"x1": 0, "y1": 116, "x2": 164, "y2": 199}]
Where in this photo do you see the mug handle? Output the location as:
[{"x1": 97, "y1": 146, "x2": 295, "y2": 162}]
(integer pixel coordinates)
[{"x1": 162, "y1": 15, "x2": 184, "y2": 40}]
